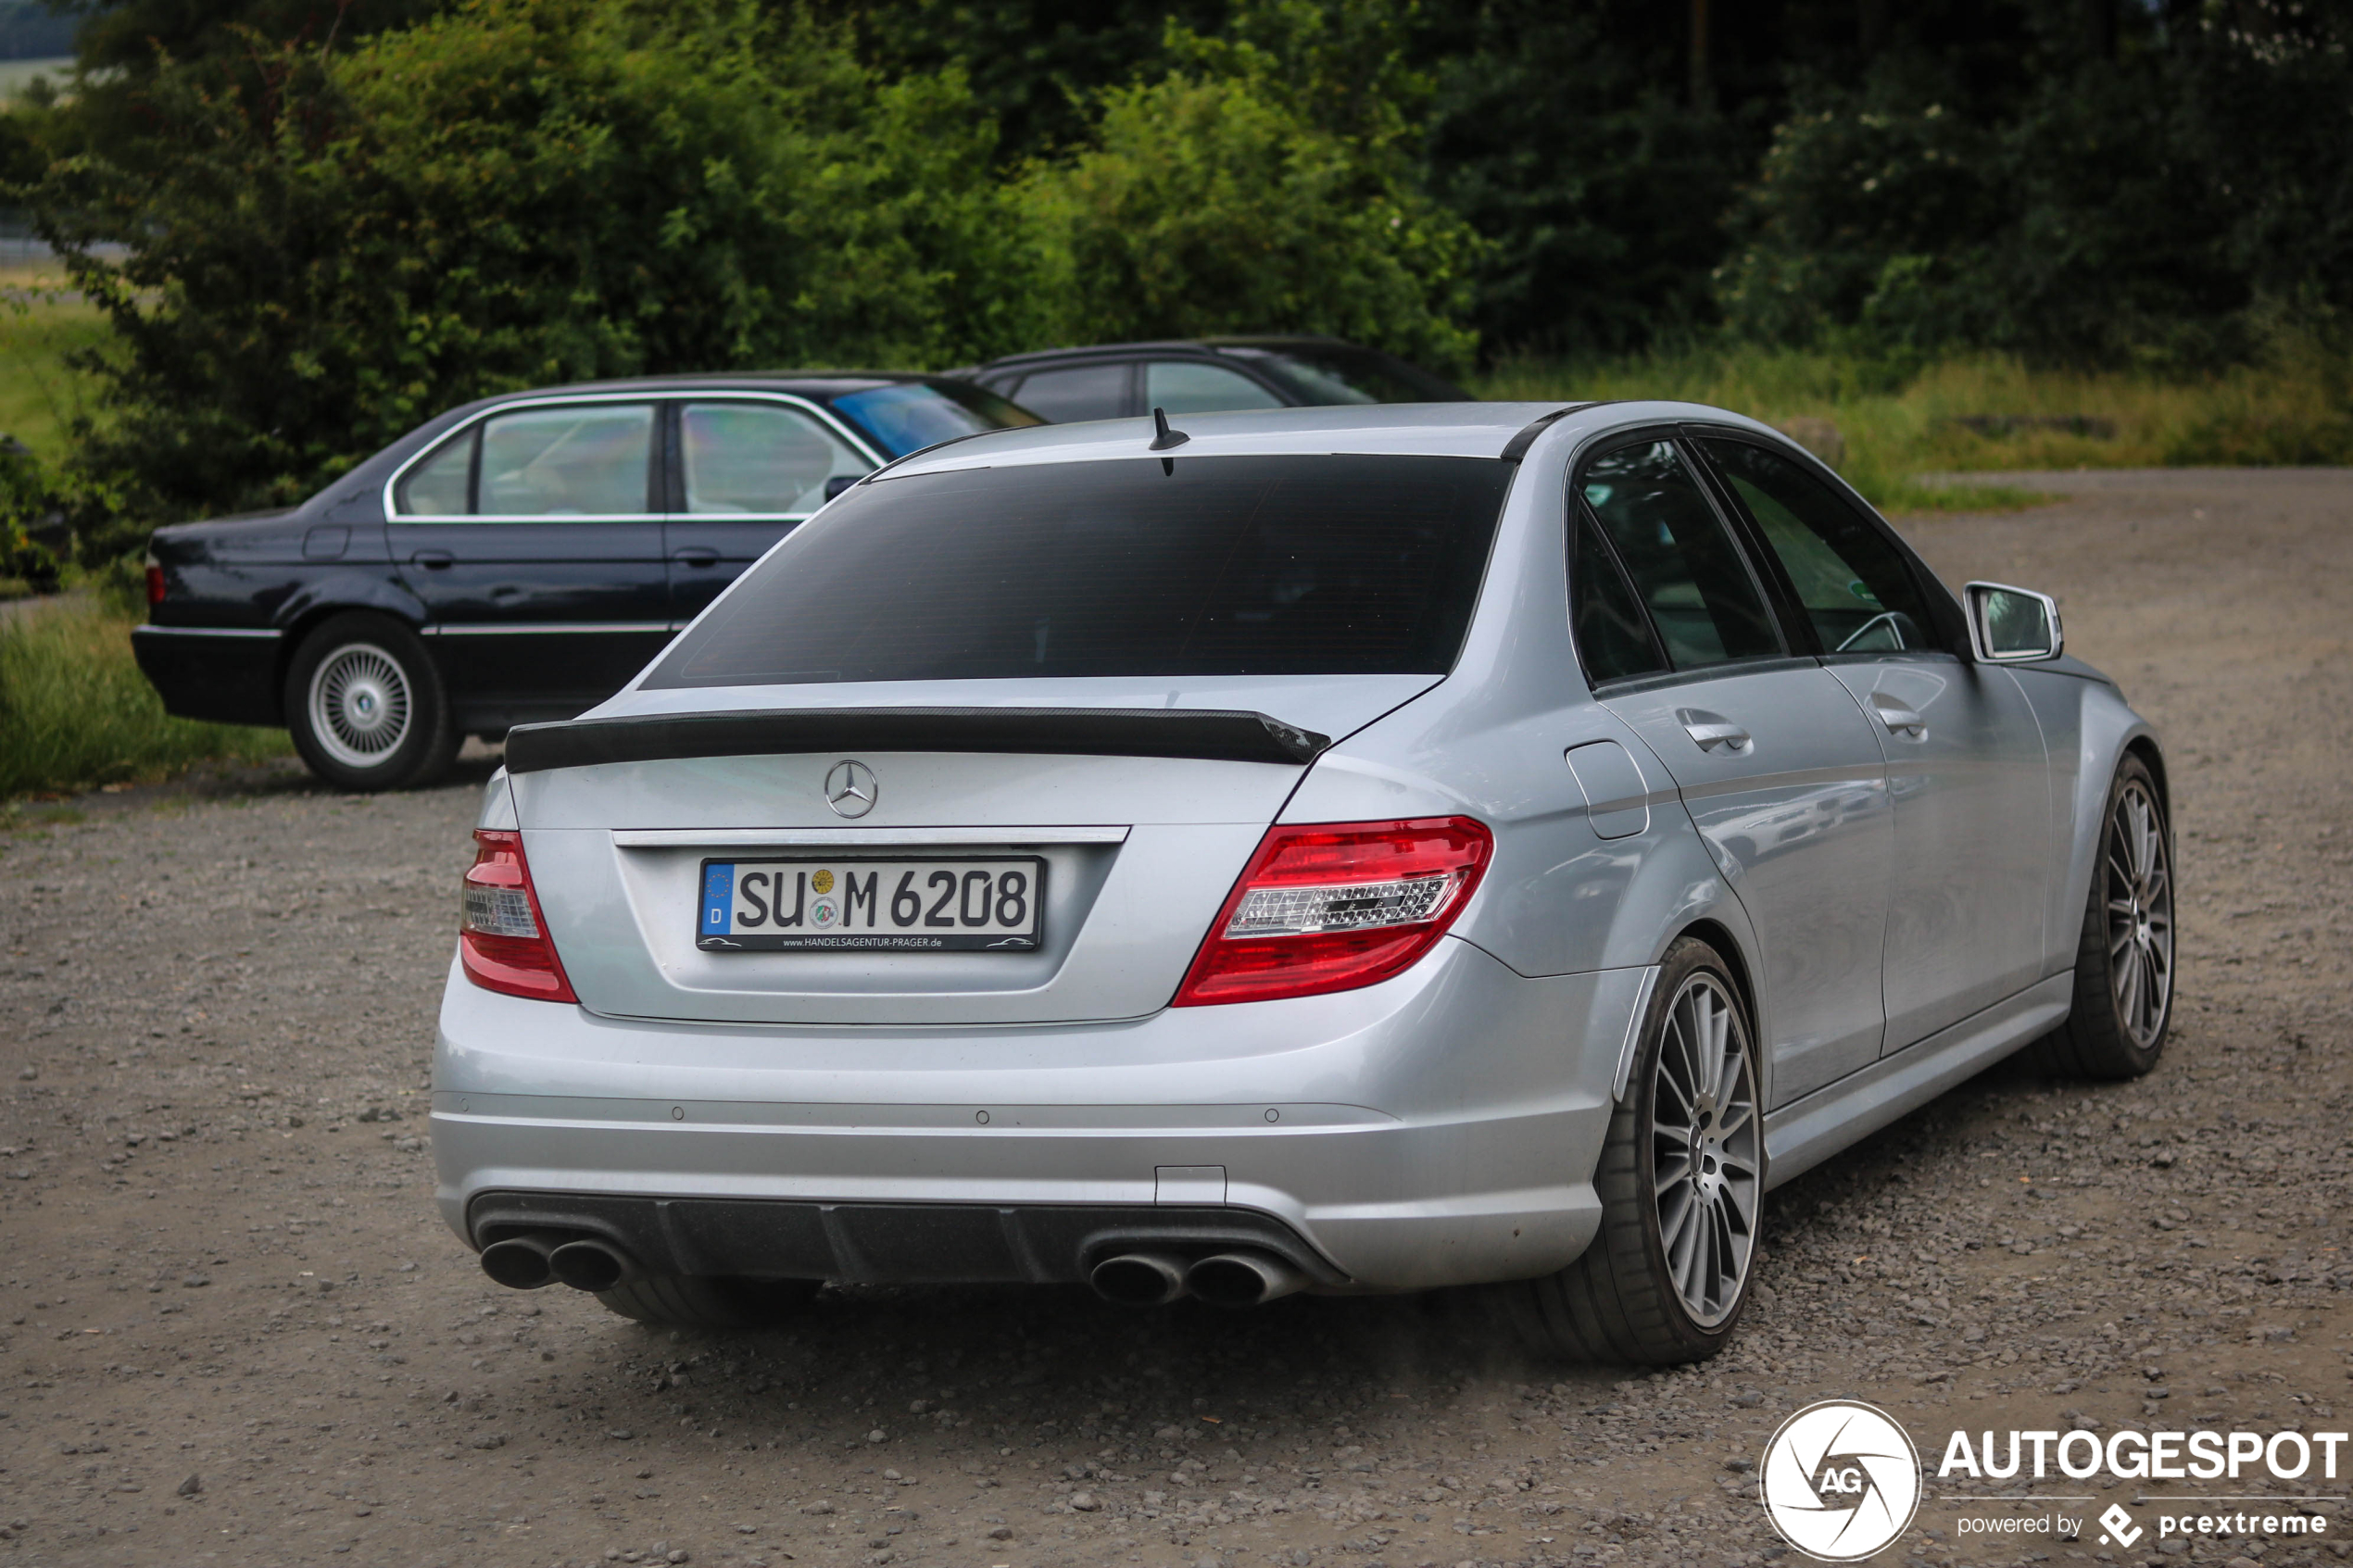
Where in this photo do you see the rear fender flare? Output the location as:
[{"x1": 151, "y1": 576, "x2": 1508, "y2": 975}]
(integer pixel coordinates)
[{"x1": 271, "y1": 581, "x2": 432, "y2": 695}]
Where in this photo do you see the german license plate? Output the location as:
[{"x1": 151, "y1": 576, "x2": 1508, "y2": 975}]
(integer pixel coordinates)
[{"x1": 696, "y1": 857, "x2": 1046, "y2": 952}]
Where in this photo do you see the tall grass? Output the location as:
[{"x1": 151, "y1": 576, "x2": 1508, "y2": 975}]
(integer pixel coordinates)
[
  {"x1": 1473, "y1": 339, "x2": 2353, "y2": 512},
  {"x1": 0, "y1": 595, "x2": 287, "y2": 797}
]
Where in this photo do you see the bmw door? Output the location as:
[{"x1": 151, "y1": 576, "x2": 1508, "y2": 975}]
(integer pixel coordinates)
[
  {"x1": 387, "y1": 397, "x2": 671, "y2": 728},
  {"x1": 661, "y1": 399, "x2": 878, "y2": 622},
  {"x1": 1694, "y1": 433, "x2": 2052, "y2": 1051},
  {"x1": 1572, "y1": 434, "x2": 1895, "y2": 1107}
]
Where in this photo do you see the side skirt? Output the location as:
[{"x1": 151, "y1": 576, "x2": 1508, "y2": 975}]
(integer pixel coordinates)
[{"x1": 1762, "y1": 972, "x2": 2072, "y2": 1191}]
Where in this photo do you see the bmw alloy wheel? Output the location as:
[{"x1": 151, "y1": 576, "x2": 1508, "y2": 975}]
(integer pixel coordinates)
[
  {"x1": 1649, "y1": 971, "x2": 1761, "y2": 1329},
  {"x1": 307, "y1": 642, "x2": 413, "y2": 770}
]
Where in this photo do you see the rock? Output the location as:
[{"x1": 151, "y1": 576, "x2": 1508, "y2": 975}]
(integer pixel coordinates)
[
  {"x1": 1772, "y1": 416, "x2": 1846, "y2": 470},
  {"x1": 866, "y1": 1428, "x2": 887, "y2": 1443},
  {"x1": 608, "y1": 1429, "x2": 635, "y2": 1440},
  {"x1": 182, "y1": 1273, "x2": 209, "y2": 1288},
  {"x1": 469, "y1": 1433, "x2": 506, "y2": 1449},
  {"x1": 987, "y1": 1525, "x2": 1013, "y2": 1540},
  {"x1": 1070, "y1": 1490, "x2": 1099, "y2": 1512},
  {"x1": 176, "y1": 1474, "x2": 203, "y2": 1497}
]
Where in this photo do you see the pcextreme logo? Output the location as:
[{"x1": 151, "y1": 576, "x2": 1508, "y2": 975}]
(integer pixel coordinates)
[{"x1": 1758, "y1": 1399, "x2": 1924, "y2": 1562}]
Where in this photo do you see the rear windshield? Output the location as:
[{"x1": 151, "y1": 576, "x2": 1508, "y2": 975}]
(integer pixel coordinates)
[
  {"x1": 646, "y1": 454, "x2": 1513, "y2": 687},
  {"x1": 826, "y1": 382, "x2": 1043, "y2": 457}
]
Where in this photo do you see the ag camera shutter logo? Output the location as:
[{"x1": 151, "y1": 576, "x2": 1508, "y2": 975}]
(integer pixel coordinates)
[{"x1": 1759, "y1": 1399, "x2": 1924, "y2": 1561}]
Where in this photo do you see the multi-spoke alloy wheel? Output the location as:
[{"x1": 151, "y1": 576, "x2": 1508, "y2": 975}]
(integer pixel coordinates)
[
  {"x1": 283, "y1": 612, "x2": 455, "y2": 792},
  {"x1": 1648, "y1": 972, "x2": 1761, "y2": 1328},
  {"x1": 308, "y1": 643, "x2": 413, "y2": 769},
  {"x1": 2104, "y1": 778, "x2": 2173, "y2": 1049},
  {"x1": 1508, "y1": 936, "x2": 1762, "y2": 1364},
  {"x1": 2037, "y1": 753, "x2": 2174, "y2": 1080}
]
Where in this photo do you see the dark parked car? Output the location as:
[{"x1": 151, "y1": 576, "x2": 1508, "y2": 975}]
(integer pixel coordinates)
[
  {"x1": 135, "y1": 373, "x2": 1039, "y2": 790},
  {"x1": 956, "y1": 335, "x2": 1471, "y2": 422}
]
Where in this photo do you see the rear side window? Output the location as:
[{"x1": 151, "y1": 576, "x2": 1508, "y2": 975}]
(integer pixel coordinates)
[
  {"x1": 395, "y1": 430, "x2": 474, "y2": 516},
  {"x1": 478, "y1": 404, "x2": 654, "y2": 517},
  {"x1": 1570, "y1": 510, "x2": 1668, "y2": 684},
  {"x1": 1142, "y1": 360, "x2": 1285, "y2": 415},
  {"x1": 1006, "y1": 364, "x2": 1130, "y2": 422},
  {"x1": 647, "y1": 455, "x2": 1513, "y2": 687},
  {"x1": 1579, "y1": 440, "x2": 1780, "y2": 671}
]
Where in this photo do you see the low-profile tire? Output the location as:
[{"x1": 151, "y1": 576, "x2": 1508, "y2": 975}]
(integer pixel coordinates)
[
  {"x1": 2034, "y1": 753, "x2": 2173, "y2": 1080},
  {"x1": 1509, "y1": 936, "x2": 1763, "y2": 1365},
  {"x1": 283, "y1": 612, "x2": 456, "y2": 792},
  {"x1": 594, "y1": 1273, "x2": 821, "y2": 1331}
]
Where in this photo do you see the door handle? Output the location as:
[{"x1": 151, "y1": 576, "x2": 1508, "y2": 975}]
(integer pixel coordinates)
[
  {"x1": 670, "y1": 547, "x2": 721, "y2": 568},
  {"x1": 1871, "y1": 696, "x2": 1928, "y2": 738},
  {"x1": 408, "y1": 549, "x2": 454, "y2": 570},
  {"x1": 1675, "y1": 708, "x2": 1752, "y2": 754}
]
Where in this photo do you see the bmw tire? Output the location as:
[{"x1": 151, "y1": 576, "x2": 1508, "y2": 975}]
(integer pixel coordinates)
[
  {"x1": 283, "y1": 612, "x2": 457, "y2": 792},
  {"x1": 1510, "y1": 936, "x2": 1764, "y2": 1364}
]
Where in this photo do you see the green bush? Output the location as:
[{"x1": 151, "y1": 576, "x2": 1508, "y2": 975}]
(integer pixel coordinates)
[
  {"x1": 1716, "y1": 12, "x2": 2353, "y2": 363},
  {"x1": 1013, "y1": 1, "x2": 1480, "y2": 372},
  {"x1": 28, "y1": 0, "x2": 1045, "y2": 549},
  {"x1": 22, "y1": 0, "x2": 1485, "y2": 546}
]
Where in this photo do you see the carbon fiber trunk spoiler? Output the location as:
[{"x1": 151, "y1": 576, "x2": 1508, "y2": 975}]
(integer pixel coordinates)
[{"x1": 502, "y1": 706, "x2": 1333, "y2": 774}]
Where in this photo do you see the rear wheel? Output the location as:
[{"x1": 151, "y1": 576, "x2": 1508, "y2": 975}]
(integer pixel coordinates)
[
  {"x1": 1509, "y1": 937, "x2": 1762, "y2": 1364},
  {"x1": 2036, "y1": 753, "x2": 2173, "y2": 1079},
  {"x1": 594, "y1": 1273, "x2": 821, "y2": 1331},
  {"x1": 283, "y1": 612, "x2": 457, "y2": 791}
]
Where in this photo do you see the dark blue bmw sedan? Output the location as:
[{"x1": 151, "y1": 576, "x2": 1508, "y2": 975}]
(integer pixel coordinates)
[{"x1": 135, "y1": 373, "x2": 1039, "y2": 789}]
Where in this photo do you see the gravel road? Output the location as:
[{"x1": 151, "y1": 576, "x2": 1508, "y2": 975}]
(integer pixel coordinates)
[{"x1": 2, "y1": 468, "x2": 2347, "y2": 1568}]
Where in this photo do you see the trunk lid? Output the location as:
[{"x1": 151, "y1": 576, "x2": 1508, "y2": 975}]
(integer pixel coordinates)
[{"x1": 510, "y1": 675, "x2": 1435, "y2": 1025}]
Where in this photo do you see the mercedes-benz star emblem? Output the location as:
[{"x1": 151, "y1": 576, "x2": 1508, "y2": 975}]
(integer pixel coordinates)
[{"x1": 823, "y1": 759, "x2": 878, "y2": 819}]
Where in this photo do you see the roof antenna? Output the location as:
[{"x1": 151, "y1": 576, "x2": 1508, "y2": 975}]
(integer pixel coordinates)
[{"x1": 1150, "y1": 406, "x2": 1189, "y2": 474}]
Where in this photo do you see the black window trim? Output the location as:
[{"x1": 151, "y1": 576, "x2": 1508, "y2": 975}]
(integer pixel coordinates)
[
  {"x1": 1681, "y1": 422, "x2": 1974, "y2": 661},
  {"x1": 1566, "y1": 424, "x2": 1797, "y2": 685}
]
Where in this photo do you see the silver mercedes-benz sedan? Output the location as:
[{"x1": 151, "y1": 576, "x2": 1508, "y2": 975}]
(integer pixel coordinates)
[{"x1": 434, "y1": 401, "x2": 2173, "y2": 1363}]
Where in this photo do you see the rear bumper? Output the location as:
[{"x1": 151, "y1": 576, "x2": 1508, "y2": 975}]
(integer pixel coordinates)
[
  {"x1": 132, "y1": 624, "x2": 283, "y2": 726},
  {"x1": 431, "y1": 938, "x2": 1646, "y2": 1291}
]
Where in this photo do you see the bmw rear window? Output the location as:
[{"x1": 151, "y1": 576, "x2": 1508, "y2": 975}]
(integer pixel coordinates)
[{"x1": 646, "y1": 454, "x2": 1513, "y2": 686}]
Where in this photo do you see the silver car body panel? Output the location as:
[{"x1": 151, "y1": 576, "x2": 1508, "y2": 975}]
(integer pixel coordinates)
[{"x1": 434, "y1": 400, "x2": 2164, "y2": 1293}]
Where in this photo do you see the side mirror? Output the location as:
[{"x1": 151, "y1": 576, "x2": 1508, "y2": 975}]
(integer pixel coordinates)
[
  {"x1": 1963, "y1": 582, "x2": 2063, "y2": 662},
  {"x1": 824, "y1": 474, "x2": 861, "y2": 502}
]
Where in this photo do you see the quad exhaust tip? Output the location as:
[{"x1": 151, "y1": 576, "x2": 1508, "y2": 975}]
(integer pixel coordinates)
[
  {"x1": 480, "y1": 1233, "x2": 635, "y2": 1294},
  {"x1": 1089, "y1": 1251, "x2": 1190, "y2": 1307},
  {"x1": 1088, "y1": 1248, "x2": 1309, "y2": 1308},
  {"x1": 479, "y1": 1235, "x2": 556, "y2": 1290},
  {"x1": 1186, "y1": 1249, "x2": 1308, "y2": 1309}
]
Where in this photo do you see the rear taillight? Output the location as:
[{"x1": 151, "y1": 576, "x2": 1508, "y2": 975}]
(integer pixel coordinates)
[
  {"x1": 145, "y1": 560, "x2": 166, "y2": 606},
  {"x1": 459, "y1": 829, "x2": 577, "y2": 1003},
  {"x1": 1172, "y1": 817, "x2": 1492, "y2": 1007}
]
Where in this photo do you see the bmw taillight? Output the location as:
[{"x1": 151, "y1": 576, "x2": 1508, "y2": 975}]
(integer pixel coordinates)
[
  {"x1": 1172, "y1": 817, "x2": 1492, "y2": 1007},
  {"x1": 145, "y1": 557, "x2": 166, "y2": 607},
  {"x1": 459, "y1": 829, "x2": 577, "y2": 1003}
]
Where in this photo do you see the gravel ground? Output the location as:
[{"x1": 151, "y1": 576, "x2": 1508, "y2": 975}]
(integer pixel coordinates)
[{"x1": 1, "y1": 468, "x2": 2347, "y2": 1568}]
